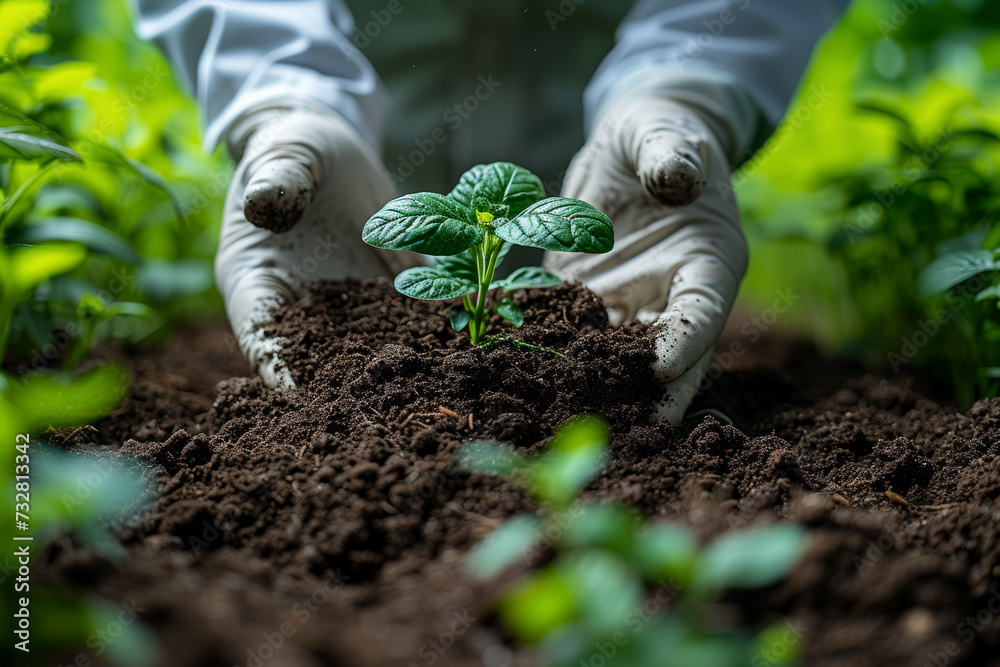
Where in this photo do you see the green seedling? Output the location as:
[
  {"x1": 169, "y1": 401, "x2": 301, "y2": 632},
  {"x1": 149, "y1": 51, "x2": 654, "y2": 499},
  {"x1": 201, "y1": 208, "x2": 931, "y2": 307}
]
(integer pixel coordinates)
[
  {"x1": 362, "y1": 162, "x2": 614, "y2": 344},
  {"x1": 455, "y1": 417, "x2": 808, "y2": 666},
  {"x1": 63, "y1": 294, "x2": 152, "y2": 371}
]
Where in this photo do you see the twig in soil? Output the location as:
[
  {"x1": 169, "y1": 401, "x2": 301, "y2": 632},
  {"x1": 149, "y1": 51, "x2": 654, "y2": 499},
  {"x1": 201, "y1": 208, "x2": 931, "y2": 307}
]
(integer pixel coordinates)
[
  {"x1": 296, "y1": 444, "x2": 307, "y2": 458},
  {"x1": 832, "y1": 493, "x2": 851, "y2": 507},
  {"x1": 462, "y1": 510, "x2": 502, "y2": 528},
  {"x1": 913, "y1": 502, "x2": 960, "y2": 511},
  {"x1": 438, "y1": 406, "x2": 459, "y2": 418},
  {"x1": 885, "y1": 490, "x2": 912, "y2": 508},
  {"x1": 412, "y1": 420, "x2": 431, "y2": 429},
  {"x1": 468, "y1": 413, "x2": 474, "y2": 430},
  {"x1": 399, "y1": 413, "x2": 415, "y2": 428}
]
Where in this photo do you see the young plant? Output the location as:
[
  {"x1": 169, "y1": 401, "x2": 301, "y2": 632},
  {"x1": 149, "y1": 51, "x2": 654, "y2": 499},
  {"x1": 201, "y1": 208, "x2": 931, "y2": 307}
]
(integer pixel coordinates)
[
  {"x1": 362, "y1": 162, "x2": 614, "y2": 344},
  {"x1": 63, "y1": 294, "x2": 153, "y2": 371},
  {"x1": 455, "y1": 417, "x2": 808, "y2": 666},
  {"x1": 917, "y1": 227, "x2": 1000, "y2": 405}
]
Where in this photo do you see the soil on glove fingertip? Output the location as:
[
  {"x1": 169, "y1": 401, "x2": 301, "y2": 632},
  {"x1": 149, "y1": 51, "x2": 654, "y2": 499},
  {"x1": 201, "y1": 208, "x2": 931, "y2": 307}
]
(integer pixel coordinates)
[{"x1": 37, "y1": 278, "x2": 1000, "y2": 667}]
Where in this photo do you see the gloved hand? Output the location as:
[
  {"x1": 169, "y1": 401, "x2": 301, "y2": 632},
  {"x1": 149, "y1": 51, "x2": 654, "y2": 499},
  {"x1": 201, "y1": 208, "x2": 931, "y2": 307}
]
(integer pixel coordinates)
[
  {"x1": 545, "y1": 94, "x2": 748, "y2": 423},
  {"x1": 217, "y1": 103, "x2": 419, "y2": 389}
]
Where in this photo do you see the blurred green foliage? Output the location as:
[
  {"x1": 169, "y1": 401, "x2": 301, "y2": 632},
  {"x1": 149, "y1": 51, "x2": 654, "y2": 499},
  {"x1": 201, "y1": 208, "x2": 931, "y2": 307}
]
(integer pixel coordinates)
[
  {"x1": 457, "y1": 417, "x2": 808, "y2": 666},
  {"x1": 1, "y1": 367, "x2": 158, "y2": 665},
  {"x1": 1, "y1": 2, "x2": 180, "y2": 662},
  {"x1": 1, "y1": 0, "x2": 228, "y2": 375},
  {"x1": 736, "y1": 0, "x2": 1000, "y2": 405}
]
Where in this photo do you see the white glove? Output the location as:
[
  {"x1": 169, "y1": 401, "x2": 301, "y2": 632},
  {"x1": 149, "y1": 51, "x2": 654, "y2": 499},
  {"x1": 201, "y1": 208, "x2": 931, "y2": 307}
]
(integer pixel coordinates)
[
  {"x1": 217, "y1": 103, "x2": 418, "y2": 389},
  {"x1": 545, "y1": 94, "x2": 748, "y2": 423}
]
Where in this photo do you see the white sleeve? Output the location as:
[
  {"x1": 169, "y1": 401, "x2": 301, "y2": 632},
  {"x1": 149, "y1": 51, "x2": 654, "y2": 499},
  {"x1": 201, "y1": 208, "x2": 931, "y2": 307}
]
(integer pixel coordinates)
[
  {"x1": 130, "y1": 0, "x2": 385, "y2": 151},
  {"x1": 585, "y1": 0, "x2": 852, "y2": 163}
]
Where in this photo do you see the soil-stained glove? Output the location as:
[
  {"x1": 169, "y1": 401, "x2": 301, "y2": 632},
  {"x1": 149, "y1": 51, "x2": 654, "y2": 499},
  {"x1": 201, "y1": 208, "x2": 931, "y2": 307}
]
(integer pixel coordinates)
[
  {"x1": 545, "y1": 95, "x2": 747, "y2": 423},
  {"x1": 217, "y1": 104, "x2": 419, "y2": 389}
]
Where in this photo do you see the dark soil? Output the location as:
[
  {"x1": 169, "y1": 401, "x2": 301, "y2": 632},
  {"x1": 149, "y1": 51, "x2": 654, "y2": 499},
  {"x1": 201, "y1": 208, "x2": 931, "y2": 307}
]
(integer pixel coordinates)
[{"x1": 38, "y1": 278, "x2": 1000, "y2": 667}]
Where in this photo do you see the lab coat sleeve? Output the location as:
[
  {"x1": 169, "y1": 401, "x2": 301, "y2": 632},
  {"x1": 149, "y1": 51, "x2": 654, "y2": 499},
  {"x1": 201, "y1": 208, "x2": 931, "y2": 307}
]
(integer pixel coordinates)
[
  {"x1": 130, "y1": 0, "x2": 385, "y2": 151},
  {"x1": 585, "y1": 0, "x2": 853, "y2": 163}
]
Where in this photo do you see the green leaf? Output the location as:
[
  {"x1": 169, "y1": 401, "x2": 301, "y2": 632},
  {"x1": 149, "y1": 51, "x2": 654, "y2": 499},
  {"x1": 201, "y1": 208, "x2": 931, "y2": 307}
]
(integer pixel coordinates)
[
  {"x1": 83, "y1": 143, "x2": 184, "y2": 221},
  {"x1": 753, "y1": 620, "x2": 803, "y2": 667},
  {"x1": 854, "y1": 101, "x2": 910, "y2": 128},
  {"x1": 495, "y1": 297, "x2": 524, "y2": 327},
  {"x1": 76, "y1": 293, "x2": 104, "y2": 321},
  {"x1": 453, "y1": 441, "x2": 525, "y2": 477},
  {"x1": 448, "y1": 309, "x2": 472, "y2": 331},
  {"x1": 498, "y1": 569, "x2": 577, "y2": 644},
  {"x1": 394, "y1": 267, "x2": 477, "y2": 300},
  {"x1": 0, "y1": 104, "x2": 81, "y2": 162},
  {"x1": 976, "y1": 286, "x2": 1000, "y2": 303},
  {"x1": 559, "y1": 503, "x2": 640, "y2": 554},
  {"x1": 448, "y1": 309, "x2": 471, "y2": 331},
  {"x1": 950, "y1": 128, "x2": 1000, "y2": 144},
  {"x1": 692, "y1": 524, "x2": 807, "y2": 592},
  {"x1": 363, "y1": 192, "x2": 481, "y2": 256},
  {"x1": 137, "y1": 259, "x2": 213, "y2": 303},
  {"x1": 5, "y1": 364, "x2": 129, "y2": 432},
  {"x1": 496, "y1": 198, "x2": 614, "y2": 253},
  {"x1": 465, "y1": 515, "x2": 542, "y2": 580},
  {"x1": 917, "y1": 249, "x2": 1000, "y2": 297},
  {"x1": 935, "y1": 225, "x2": 988, "y2": 256},
  {"x1": 639, "y1": 625, "x2": 752, "y2": 667},
  {"x1": 449, "y1": 162, "x2": 546, "y2": 217},
  {"x1": 8, "y1": 242, "x2": 86, "y2": 297},
  {"x1": 8, "y1": 216, "x2": 143, "y2": 265},
  {"x1": 102, "y1": 301, "x2": 153, "y2": 321},
  {"x1": 631, "y1": 522, "x2": 698, "y2": 585},
  {"x1": 33, "y1": 446, "x2": 152, "y2": 530},
  {"x1": 494, "y1": 266, "x2": 562, "y2": 292},
  {"x1": 555, "y1": 551, "x2": 645, "y2": 637},
  {"x1": 432, "y1": 250, "x2": 478, "y2": 282},
  {"x1": 531, "y1": 415, "x2": 610, "y2": 508}
]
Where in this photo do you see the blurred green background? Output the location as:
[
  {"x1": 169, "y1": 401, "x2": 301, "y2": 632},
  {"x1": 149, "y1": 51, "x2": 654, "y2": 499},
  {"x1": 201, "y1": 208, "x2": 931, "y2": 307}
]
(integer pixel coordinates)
[{"x1": 736, "y1": 0, "x2": 1000, "y2": 405}]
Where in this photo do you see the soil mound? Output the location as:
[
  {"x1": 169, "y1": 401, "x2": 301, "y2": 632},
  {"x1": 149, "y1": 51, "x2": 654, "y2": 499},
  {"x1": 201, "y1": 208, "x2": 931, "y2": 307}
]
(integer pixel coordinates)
[{"x1": 40, "y1": 279, "x2": 1000, "y2": 667}]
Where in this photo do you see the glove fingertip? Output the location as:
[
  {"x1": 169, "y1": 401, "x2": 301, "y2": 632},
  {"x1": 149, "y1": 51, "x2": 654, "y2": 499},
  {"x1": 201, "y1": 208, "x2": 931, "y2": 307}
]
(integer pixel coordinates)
[
  {"x1": 259, "y1": 356, "x2": 297, "y2": 392},
  {"x1": 649, "y1": 349, "x2": 713, "y2": 425},
  {"x1": 243, "y1": 158, "x2": 314, "y2": 233},
  {"x1": 651, "y1": 393, "x2": 686, "y2": 425},
  {"x1": 638, "y1": 152, "x2": 702, "y2": 208}
]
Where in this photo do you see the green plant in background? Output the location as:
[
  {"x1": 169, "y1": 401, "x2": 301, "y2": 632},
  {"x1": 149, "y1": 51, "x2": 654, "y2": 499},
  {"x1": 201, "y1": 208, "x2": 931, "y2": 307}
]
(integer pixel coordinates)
[
  {"x1": 0, "y1": 2, "x2": 199, "y2": 663},
  {"x1": 733, "y1": 0, "x2": 1000, "y2": 407},
  {"x1": 455, "y1": 417, "x2": 808, "y2": 666},
  {"x1": 362, "y1": 162, "x2": 614, "y2": 344},
  {"x1": 917, "y1": 225, "x2": 1000, "y2": 404},
  {"x1": 819, "y1": 100, "x2": 1000, "y2": 407},
  {"x1": 1, "y1": 0, "x2": 229, "y2": 374}
]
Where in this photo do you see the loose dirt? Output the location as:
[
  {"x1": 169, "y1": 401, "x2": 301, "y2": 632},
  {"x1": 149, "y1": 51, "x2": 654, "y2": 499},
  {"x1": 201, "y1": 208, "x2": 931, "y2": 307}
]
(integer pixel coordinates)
[{"x1": 40, "y1": 279, "x2": 1000, "y2": 667}]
